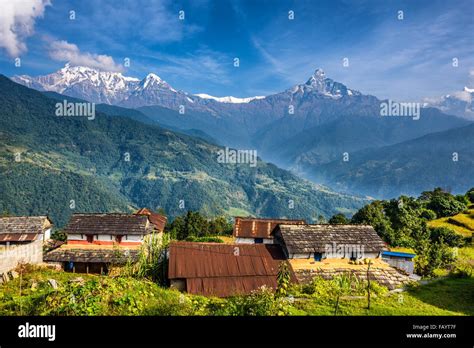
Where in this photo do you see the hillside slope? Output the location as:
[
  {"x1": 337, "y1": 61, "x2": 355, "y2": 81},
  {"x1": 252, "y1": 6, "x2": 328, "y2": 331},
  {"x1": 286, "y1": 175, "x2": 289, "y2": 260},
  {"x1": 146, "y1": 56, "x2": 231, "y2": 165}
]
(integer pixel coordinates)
[
  {"x1": 0, "y1": 76, "x2": 366, "y2": 226},
  {"x1": 312, "y1": 124, "x2": 474, "y2": 198}
]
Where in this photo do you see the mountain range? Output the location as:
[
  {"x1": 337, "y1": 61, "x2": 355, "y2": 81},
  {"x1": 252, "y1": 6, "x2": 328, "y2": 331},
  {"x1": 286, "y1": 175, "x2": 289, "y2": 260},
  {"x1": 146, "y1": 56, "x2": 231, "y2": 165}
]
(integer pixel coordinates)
[
  {"x1": 423, "y1": 86, "x2": 474, "y2": 120},
  {"x1": 11, "y1": 65, "x2": 474, "y2": 199},
  {"x1": 0, "y1": 75, "x2": 367, "y2": 226}
]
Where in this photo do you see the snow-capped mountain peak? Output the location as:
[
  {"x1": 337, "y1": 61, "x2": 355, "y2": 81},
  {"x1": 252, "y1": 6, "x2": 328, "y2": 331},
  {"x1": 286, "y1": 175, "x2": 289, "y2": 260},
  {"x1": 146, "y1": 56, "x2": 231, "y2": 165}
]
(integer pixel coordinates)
[
  {"x1": 289, "y1": 68, "x2": 360, "y2": 98},
  {"x1": 308, "y1": 68, "x2": 326, "y2": 82},
  {"x1": 423, "y1": 86, "x2": 474, "y2": 120},
  {"x1": 136, "y1": 73, "x2": 175, "y2": 92},
  {"x1": 143, "y1": 73, "x2": 163, "y2": 85},
  {"x1": 194, "y1": 93, "x2": 265, "y2": 104},
  {"x1": 11, "y1": 64, "x2": 141, "y2": 104}
]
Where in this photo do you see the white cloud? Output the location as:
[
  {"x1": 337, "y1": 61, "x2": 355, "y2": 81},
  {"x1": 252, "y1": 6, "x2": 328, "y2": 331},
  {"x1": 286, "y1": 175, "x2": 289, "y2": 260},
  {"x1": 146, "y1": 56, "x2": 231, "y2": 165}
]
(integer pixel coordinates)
[
  {"x1": 0, "y1": 0, "x2": 50, "y2": 57},
  {"x1": 48, "y1": 40, "x2": 123, "y2": 72}
]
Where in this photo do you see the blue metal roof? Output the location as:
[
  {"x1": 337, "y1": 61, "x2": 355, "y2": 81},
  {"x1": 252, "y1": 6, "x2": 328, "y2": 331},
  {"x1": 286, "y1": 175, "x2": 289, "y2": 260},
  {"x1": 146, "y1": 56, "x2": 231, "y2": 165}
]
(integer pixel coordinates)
[{"x1": 382, "y1": 251, "x2": 416, "y2": 258}]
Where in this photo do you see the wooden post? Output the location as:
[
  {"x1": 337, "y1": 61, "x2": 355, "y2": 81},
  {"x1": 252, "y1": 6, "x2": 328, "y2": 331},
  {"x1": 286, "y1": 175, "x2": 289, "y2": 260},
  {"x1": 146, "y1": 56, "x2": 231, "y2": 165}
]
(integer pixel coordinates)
[
  {"x1": 86, "y1": 264, "x2": 89, "y2": 274},
  {"x1": 73, "y1": 266, "x2": 76, "y2": 273},
  {"x1": 367, "y1": 260, "x2": 372, "y2": 310}
]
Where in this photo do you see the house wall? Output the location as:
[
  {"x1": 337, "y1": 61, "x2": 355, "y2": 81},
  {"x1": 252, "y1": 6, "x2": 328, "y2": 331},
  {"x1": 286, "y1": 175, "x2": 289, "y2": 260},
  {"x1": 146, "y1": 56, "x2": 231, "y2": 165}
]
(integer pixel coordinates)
[
  {"x1": 235, "y1": 237, "x2": 274, "y2": 244},
  {"x1": 42, "y1": 228, "x2": 51, "y2": 241},
  {"x1": 289, "y1": 252, "x2": 380, "y2": 260},
  {"x1": 97, "y1": 234, "x2": 113, "y2": 242},
  {"x1": 68, "y1": 233, "x2": 85, "y2": 240},
  {"x1": 382, "y1": 257, "x2": 414, "y2": 274},
  {"x1": 235, "y1": 237, "x2": 255, "y2": 244},
  {"x1": 67, "y1": 233, "x2": 144, "y2": 246},
  {"x1": 0, "y1": 240, "x2": 43, "y2": 274}
]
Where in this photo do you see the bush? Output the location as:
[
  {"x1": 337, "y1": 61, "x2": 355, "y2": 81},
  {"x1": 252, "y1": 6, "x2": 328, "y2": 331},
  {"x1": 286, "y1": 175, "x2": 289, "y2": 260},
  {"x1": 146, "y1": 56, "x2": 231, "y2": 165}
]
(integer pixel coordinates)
[
  {"x1": 328, "y1": 213, "x2": 349, "y2": 224},
  {"x1": 420, "y1": 209, "x2": 437, "y2": 220},
  {"x1": 50, "y1": 229, "x2": 67, "y2": 241},
  {"x1": 184, "y1": 236, "x2": 224, "y2": 243},
  {"x1": 427, "y1": 194, "x2": 466, "y2": 218},
  {"x1": 217, "y1": 286, "x2": 290, "y2": 316},
  {"x1": 466, "y1": 188, "x2": 474, "y2": 203},
  {"x1": 429, "y1": 227, "x2": 464, "y2": 247}
]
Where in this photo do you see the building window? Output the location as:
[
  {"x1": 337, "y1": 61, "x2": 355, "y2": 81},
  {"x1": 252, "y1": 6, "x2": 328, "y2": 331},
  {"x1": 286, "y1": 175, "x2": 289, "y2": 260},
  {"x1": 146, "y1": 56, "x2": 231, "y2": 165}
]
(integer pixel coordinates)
[
  {"x1": 254, "y1": 238, "x2": 263, "y2": 244},
  {"x1": 314, "y1": 253, "x2": 322, "y2": 262}
]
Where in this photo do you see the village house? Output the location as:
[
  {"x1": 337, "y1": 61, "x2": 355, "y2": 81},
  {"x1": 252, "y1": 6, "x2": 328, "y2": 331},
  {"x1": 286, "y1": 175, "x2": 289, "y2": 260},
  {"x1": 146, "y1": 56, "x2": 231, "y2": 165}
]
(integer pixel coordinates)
[
  {"x1": 168, "y1": 241, "x2": 294, "y2": 297},
  {"x1": 273, "y1": 224, "x2": 412, "y2": 289},
  {"x1": 233, "y1": 217, "x2": 306, "y2": 244},
  {"x1": 44, "y1": 212, "x2": 161, "y2": 274},
  {"x1": 0, "y1": 216, "x2": 53, "y2": 277},
  {"x1": 273, "y1": 224, "x2": 387, "y2": 260},
  {"x1": 381, "y1": 251, "x2": 416, "y2": 275},
  {"x1": 135, "y1": 207, "x2": 167, "y2": 233}
]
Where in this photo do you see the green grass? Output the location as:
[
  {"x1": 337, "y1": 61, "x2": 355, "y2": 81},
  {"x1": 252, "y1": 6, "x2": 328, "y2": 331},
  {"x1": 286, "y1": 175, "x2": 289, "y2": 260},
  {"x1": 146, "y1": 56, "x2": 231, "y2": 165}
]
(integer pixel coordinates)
[
  {"x1": 0, "y1": 266, "x2": 211, "y2": 316},
  {"x1": 225, "y1": 207, "x2": 253, "y2": 217},
  {"x1": 449, "y1": 212, "x2": 474, "y2": 230},
  {"x1": 459, "y1": 245, "x2": 474, "y2": 261},
  {"x1": 428, "y1": 209, "x2": 474, "y2": 237},
  {"x1": 1, "y1": 266, "x2": 472, "y2": 316},
  {"x1": 293, "y1": 277, "x2": 474, "y2": 316}
]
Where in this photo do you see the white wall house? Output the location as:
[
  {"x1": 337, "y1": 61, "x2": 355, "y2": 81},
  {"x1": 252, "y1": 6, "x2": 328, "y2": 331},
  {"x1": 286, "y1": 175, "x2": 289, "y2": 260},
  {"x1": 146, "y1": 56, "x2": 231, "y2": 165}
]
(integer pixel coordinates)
[{"x1": 274, "y1": 224, "x2": 387, "y2": 261}]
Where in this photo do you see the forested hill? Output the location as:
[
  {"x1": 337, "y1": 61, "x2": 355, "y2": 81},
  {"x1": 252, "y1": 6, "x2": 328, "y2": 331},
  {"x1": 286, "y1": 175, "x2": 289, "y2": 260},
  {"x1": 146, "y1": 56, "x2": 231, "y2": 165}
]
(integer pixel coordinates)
[
  {"x1": 312, "y1": 123, "x2": 474, "y2": 198},
  {"x1": 0, "y1": 75, "x2": 366, "y2": 226}
]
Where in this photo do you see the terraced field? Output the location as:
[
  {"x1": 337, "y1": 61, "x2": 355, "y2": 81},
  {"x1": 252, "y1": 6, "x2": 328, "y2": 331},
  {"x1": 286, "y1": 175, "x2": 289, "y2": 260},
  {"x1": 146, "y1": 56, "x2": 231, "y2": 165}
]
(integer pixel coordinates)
[{"x1": 428, "y1": 208, "x2": 474, "y2": 238}]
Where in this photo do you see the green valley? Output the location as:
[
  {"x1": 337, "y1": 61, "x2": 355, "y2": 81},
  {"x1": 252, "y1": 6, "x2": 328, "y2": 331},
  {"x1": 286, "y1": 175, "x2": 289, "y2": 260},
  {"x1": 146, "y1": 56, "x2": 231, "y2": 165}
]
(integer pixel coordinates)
[{"x1": 0, "y1": 76, "x2": 366, "y2": 226}]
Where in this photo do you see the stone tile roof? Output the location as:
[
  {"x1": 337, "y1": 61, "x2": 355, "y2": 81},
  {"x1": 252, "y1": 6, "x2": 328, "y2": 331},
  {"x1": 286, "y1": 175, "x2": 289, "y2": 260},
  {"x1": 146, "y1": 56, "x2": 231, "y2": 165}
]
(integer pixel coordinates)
[
  {"x1": 233, "y1": 217, "x2": 306, "y2": 239},
  {"x1": 0, "y1": 216, "x2": 52, "y2": 242},
  {"x1": 293, "y1": 268, "x2": 411, "y2": 290},
  {"x1": 64, "y1": 213, "x2": 153, "y2": 236},
  {"x1": 276, "y1": 224, "x2": 387, "y2": 254},
  {"x1": 44, "y1": 246, "x2": 139, "y2": 263}
]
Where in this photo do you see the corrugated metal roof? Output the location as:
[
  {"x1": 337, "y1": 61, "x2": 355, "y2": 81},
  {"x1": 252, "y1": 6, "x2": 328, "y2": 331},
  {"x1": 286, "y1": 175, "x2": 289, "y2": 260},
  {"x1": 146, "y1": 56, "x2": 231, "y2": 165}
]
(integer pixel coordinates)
[
  {"x1": 135, "y1": 208, "x2": 167, "y2": 232},
  {"x1": 382, "y1": 251, "x2": 416, "y2": 258},
  {"x1": 0, "y1": 233, "x2": 39, "y2": 242},
  {"x1": 168, "y1": 242, "x2": 293, "y2": 297},
  {"x1": 233, "y1": 217, "x2": 306, "y2": 239}
]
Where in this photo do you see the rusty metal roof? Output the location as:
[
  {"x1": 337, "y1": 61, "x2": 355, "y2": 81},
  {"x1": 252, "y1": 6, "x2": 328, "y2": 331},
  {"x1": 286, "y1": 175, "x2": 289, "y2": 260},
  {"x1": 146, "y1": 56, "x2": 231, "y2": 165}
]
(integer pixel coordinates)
[
  {"x1": 135, "y1": 208, "x2": 167, "y2": 232},
  {"x1": 233, "y1": 217, "x2": 306, "y2": 239},
  {"x1": 0, "y1": 233, "x2": 39, "y2": 242},
  {"x1": 168, "y1": 242, "x2": 293, "y2": 297}
]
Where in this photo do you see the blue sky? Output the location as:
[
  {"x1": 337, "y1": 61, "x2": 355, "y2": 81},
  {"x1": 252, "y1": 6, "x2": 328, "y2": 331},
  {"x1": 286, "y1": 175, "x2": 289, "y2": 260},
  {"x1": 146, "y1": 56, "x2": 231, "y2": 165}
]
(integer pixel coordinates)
[{"x1": 0, "y1": 0, "x2": 473, "y2": 100}]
